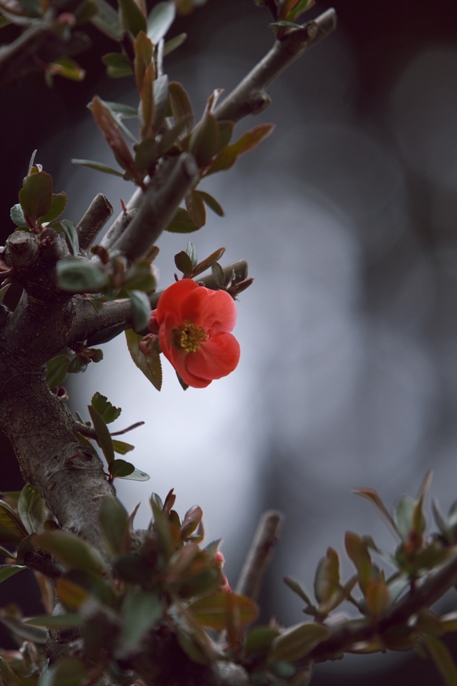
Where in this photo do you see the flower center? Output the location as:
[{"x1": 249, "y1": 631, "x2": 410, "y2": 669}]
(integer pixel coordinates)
[{"x1": 173, "y1": 321, "x2": 208, "y2": 353}]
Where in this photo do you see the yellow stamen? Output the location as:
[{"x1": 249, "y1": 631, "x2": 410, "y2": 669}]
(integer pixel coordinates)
[{"x1": 173, "y1": 321, "x2": 208, "y2": 353}]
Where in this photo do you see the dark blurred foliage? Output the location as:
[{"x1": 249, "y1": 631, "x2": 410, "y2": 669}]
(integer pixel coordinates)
[{"x1": 1, "y1": 0, "x2": 457, "y2": 682}]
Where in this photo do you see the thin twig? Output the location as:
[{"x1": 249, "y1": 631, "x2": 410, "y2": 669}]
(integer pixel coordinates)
[
  {"x1": 76, "y1": 194, "x2": 113, "y2": 251},
  {"x1": 74, "y1": 421, "x2": 145, "y2": 439},
  {"x1": 236, "y1": 510, "x2": 284, "y2": 600},
  {"x1": 214, "y1": 9, "x2": 337, "y2": 123}
]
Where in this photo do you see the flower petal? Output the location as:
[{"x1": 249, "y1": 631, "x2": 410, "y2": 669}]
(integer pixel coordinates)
[
  {"x1": 155, "y1": 279, "x2": 199, "y2": 325},
  {"x1": 185, "y1": 333, "x2": 240, "y2": 381},
  {"x1": 180, "y1": 287, "x2": 237, "y2": 333}
]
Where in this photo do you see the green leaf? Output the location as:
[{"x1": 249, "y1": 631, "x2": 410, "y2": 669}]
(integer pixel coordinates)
[
  {"x1": 99, "y1": 495, "x2": 129, "y2": 555},
  {"x1": 0, "y1": 564, "x2": 26, "y2": 583},
  {"x1": 51, "y1": 219, "x2": 79, "y2": 256},
  {"x1": 0, "y1": 500, "x2": 28, "y2": 546},
  {"x1": 217, "y1": 120, "x2": 234, "y2": 150},
  {"x1": 244, "y1": 626, "x2": 279, "y2": 657},
  {"x1": 46, "y1": 354, "x2": 71, "y2": 388},
  {"x1": 48, "y1": 59, "x2": 85, "y2": 82},
  {"x1": 181, "y1": 505, "x2": 203, "y2": 538},
  {"x1": 102, "y1": 52, "x2": 133, "y2": 78},
  {"x1": 112, "y1": 439, "x2": 135, "y2": 455},
  {"x1": 129, "y1": 289, "x2": 151, "y2": 332},
  {"x1": 25, "y1": 613, "x2": 84, "y2": 628},
  {"x1": 158, "y1": 113, "x2": 193, "y2": 154},
  {"x1": 109, "y1": 459, "x2": 135, "y2": 478},
  {"x1": 154, "y1": 74, "x2": 169, "y2": 132},
  {"x1": 190, "y1": 112, "x2": 219, "y2": 167},
  {"x1": 121, "y1": 592, "x2": 162, "y2": 652},
  {"x1": 0, "y1": 656, "x2": 20, "y2": 686},
  {"x1": 38, "y1": 656, "x2": 86, "y2": 686},
  {"x1": 344, "y1": 532, "x2": 373, "y2": 596},
  {"x1": 118, "y1": 0, "x2": 146, "y2": 36},
  {"x1": 118, "y1": 466, "x2": 150, "y2": 481},
  {"x1": 0, "y1": 615, "x2": 48, "y2": 643},
  {"x1": 90, "y1": 0, "x2": 122, "y2": 39},
  {"x1": 104, "y1": 101, "x2": 138, "y2": 118},
  {"x1": 283, "y1": 577, "x2": 313, "y2": 606},
  {"x1": 194, "y1": 190, "x2": 224, "y2": 216},
  {"x1": 125, "y1": 328, "x2": 163, "y2": 391},
  {"x1": 134, "y1": 139, "x2": 159, "y2": 176},
  {"x1": 285, "y1": 0, "x2": 314, "y2": 22},
  {"x1": 189, "y1": 592, "x2": 259, "y2": 631},
  {"x1": 163, "y1": 32, "x2": 186, "y2": 56},
  {"x1": 88, "y1": 404, "x2": 115, "y2": 464},
  {"x1": 314, "y1": 547, "x2": 340, "y2": 606},
  {"x1": 124, "y1": 259, "x2": 156, "y2": 292},
  {"x1": 365, "y1": 580, "x2": 390, "y2": 616},
  {"x1": 19, "y1": 171, "x2": 53, "y2": 224},
  {"x1": 147, "y1": 0, "x2": 175, "y2": 43},
  {"x1": 423, "y1": 635, "x2": 457, "y2": 686},
  {"x1": 353, "y1": 487, "x2": 401, "y2": 539},
  {"x1": 185, "y1": 190, "x2": 206, "y2": 228},
  {"x1": 10, "y1": 203, "x2": 26, "y2": 226},
  {"x1": 72, "y1": 157, "x2": 125, "y2": 176},
  {"x1": 91, "y1": 392, "x2": 121, "y2": 424},
  {"x1": 35, "y1": 531, "x2": 109, "y2": 577},
  {"x1": 269, "y1": 623, "x2": 330, "y2": 662},
  {"x1": 169, "y1": 81, "x2": 194, "y2": 133},
  {"x1": 18, "y1": 484, "x2": 45, "y2": 535},
  {"x1": 74, "y1": 0, "x2": 98, "y2": 24},
  {"x1": 166, "y1": 207, "x2": 199, "y2": 233},
  {"x1": 175, "y1": 250, "x2": 193, "y2": 275},
  {"x1": 206, "y1": 124, "x2": 275, "y2": 175},
  {"x1": 57, "y1": 257, "x2": 109, "y2": 293}
]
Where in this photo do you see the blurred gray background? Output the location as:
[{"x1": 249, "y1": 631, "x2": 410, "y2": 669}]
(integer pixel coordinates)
[{"x1": 2, "y1": 0, "x2": 457, "y2": 682}]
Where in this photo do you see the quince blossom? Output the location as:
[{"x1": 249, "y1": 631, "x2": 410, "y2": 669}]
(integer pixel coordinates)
[{"x1": 145, "y1": 279, "x2": 240, "y2": 388}]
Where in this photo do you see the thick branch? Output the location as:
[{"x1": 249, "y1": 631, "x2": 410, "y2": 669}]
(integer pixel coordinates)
[
  {"x1": 214, "y1": 9, "x2": 337, "y2": 123},
  {"x1": 110, "y1": 154, "x2": 199, "y2": 262},
  {"x1": 99, "y1": 187, "x2": 143, "y2": 251},
  {"x1": 76, "y1": 194, "x2": 113, "y2": 251}
]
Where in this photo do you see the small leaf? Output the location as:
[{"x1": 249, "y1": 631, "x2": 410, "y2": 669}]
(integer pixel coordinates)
[
  {"x1": 88, "y1": 404, "x2": 115, "y2": 464},
  {"x1": 112, "y1": 439, "x2": 135, "y2": 455},
  {"x1": 189, "y1": 592, "x2": 258, "y2": 632},
  {"x1": 147, "y1": 0, "x2": 175, "y2": 43},
  {"x1": 109, "y1": 459, "x2": 135, "y2": 478},
  {"x1": 48, "y1": 58, "x2": 86, "y2": 82},
  {"x1": 194, "y1": 190, "x2": 224, "y2": 217},
  {"x1": 163, "y1": 32, "x2": 186, "y2": 56},
  {"x1": 118, "y1": 0, "x2": 146, "y2": 36},
  {"x1": 71, "y1": 158, "x2": 125, "y2": 176},
  {"x1": 118, "y1": 466, "x2": 150, "y2": 481},
  {"x1": 35, "y1": 531, "x2": 109, "y2": 577},
  {"x1": 365, "y1": 580, "x2": 390, "y2": 616},
  {"x1": 104, "y1": 101, "x2": 138, "y2": 118},
  {"x1": 353, "y1": 487, "x2": 401, "y2": 539},
  {"x1": 269, "y1": 623, "x2": 330, "y2": 662},
  {"x1": 38, "y1": 655, "x2": 86, "y2": 686},
  {"x1": 185, "y1": 190, "x2": 206, "y2": 228},
  {"x1": 46, "y1": 354, "x2": 71, "y2": 388},
  {"x1": 91, "y1": 392, "x2": 122, "y2": 424},
  {"x1": 55, "y1": 578, "x2": 90, "y2": 609},
  {"x1": 124, "y1": 259, "x2": 156, "y2": 292},
  {"x1": 99, "y1": 495, "x2": 129, "y2": 555},
  {"x1": 57, "y1": 257, "x2": 109, "y2": 293},
  {"x1": 314, "y1": 547, "x2": 340, "y2": 606},
  {"x1": 17, "y1": 484, "x2": 45, "y2": 535},
  {"x1": 51, "y1": 219, "x2": 79, "y2": 256},
  {"x1": 25, "y1": 613, "x2": 84, "y2": 628},
  {"x1": 0, "y1": 500, "x2": 28, "y2": 546},
  {"x1": 190, "y1": 111, "x2": 219, "y2": 167},
  {"x1": 129, "y1": 289, "x2": 151, "y2": 332},
  {"x1": 191, "y1": 247, "x2": 226, "y2": 277},
  {"x1": 10, "y1": 203, "x2": 26, "y2": 226},
  {"x1": 154, "y1": 74, "x2": 169, "y2": 132},
  {"x1": 0, "y1": 615, "x2": 47, "y2": 643},
  {"x1": 169, "y1": 81, "x2": 194, "y2": 133},
  {"x1": 344, "y1": 532, "x2": 372, "y2": 596},
  {"x1": 244, "y1": 625, "x2": 280, "y2": 657},
  {"x1": 158, "y1": 113, "x2": 193, "y2": 154},
  {"x1": 19, "y1": 171, "x2": 53, "y2": 224},
  {"x1": 91, "y1": 0, "x2": 122, "y2": 39},
  {"x1": 0, "y1": 564, "x2": 26, "y2": 583},
  {"x1": 175, "y1": 250, "x2": 194, "y2": 275},
  {"x1": 134, "y1": 138, "x2": 159, "y2": 175},
  {"x1": 181, "y1": 505, "x2": 203, "y2": 538},
  {"x1": 283, "y1": 577, "x2": 313, "y2": 606},
  {"x1": 166, "y1": 207, "x2": 199, "y2": 233},
  {"x1": 125, "y1": 328, "x2": 162, "y2": 391},
  {"x1": 102, "y1": 52, "x2": 133, "y2": 78},
  {"x1": 206, "y1": 124, "x2": 275, "y2": 175},
  {"x1": 121, "y1": 592, "x2": 162, "y2": 652}
]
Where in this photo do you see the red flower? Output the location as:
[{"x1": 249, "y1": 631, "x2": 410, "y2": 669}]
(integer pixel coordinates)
[{"x1": 149, "y1": 279, "x2": 240, "y2": 389}]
